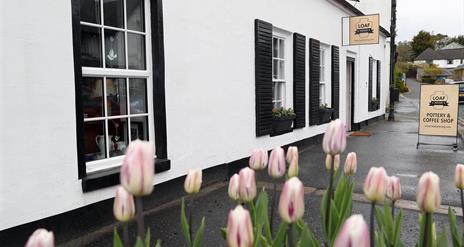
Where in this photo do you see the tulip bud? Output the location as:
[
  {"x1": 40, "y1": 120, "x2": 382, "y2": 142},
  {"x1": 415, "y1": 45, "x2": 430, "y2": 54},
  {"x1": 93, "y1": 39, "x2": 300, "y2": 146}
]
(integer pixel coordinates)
[
  {"x1": 322, "y1": 119, "x2": 347, "y2": 155},
  {"x1": 363, "y1": 167, "x2": 388, "y2": 203},
  {"x1": 226, "y1": 205, "x2": 254, "y2": 247},
  {"x1": 278, "y1": 177, "x2": 305, "y2": 223},
  {"x1": 249, "y1": 148, "x2": 268, "y2": 170},
  {"x1": 268, "y1": 147, "x2": 286, "y2": 178},
  {"x1": 25, "y1": 229, "x2": 55, "y2": 247},
  {"x1": 228, "y1": 174, "x2": 240, "y2": 201},
  {"x1": 286, "y1": 146, "x2": 298, "y2": 163},
  {"x1": 344, "y1": 152, "x2": 357, "y2": 176},
  {"x1": 113, "y1": 186, "x2": 135, "y2": 222},
  {"x1": 184, "y1": 169, "x2": 203, "y2": 194},
  {"x1": 239, "y1": 167, "x2": 257, "y2": 202},
  {"x1": 287, "y1": 155, "x2": 299, "y2": 178},
  {"x1": 386, "y1": 176, "x2": 401, "y2": 202},
  {"x1": 325, "y1": 154, "x2": 340, "y2": 171},
  {"x1": 333, "y1": 215, "x2": 370, "y2": 247},
  {"x1": 455, "y1": 164, "x2": 464, "y2": 189},
  {"x1": 120, "y1": 140, "x2": 155, "y2": 196},
  {"x1": 417, "y1": 171, "x2": 441, "y2": 213}
]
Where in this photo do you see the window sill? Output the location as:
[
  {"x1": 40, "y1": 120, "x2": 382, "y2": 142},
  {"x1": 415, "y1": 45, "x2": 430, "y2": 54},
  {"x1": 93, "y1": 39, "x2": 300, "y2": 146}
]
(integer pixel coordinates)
[{"x1": 81, "y1": 158, "x2": 171, "y2": 193}]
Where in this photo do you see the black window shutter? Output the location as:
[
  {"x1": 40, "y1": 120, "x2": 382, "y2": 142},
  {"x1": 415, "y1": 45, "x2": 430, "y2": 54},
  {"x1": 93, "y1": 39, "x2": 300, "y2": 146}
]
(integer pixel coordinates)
[
  {"x1": 293, "y1": 33, "x2": 306, "y2": 128},
  {"x1": 331, "y1": 46, "x2": 340, "y2": 119},
  {"x1": 309, "y1": 38, "x2": 320, "y2": 126},
  {"x1": 254, "y1": 19, "x2": 273, "y2": 136},
  {"x1": 368, "y1": 57, "x2": 373, "y2": 111},
  {"x1": 376, "y1": 60, "x2": 381, "y2": 110}
]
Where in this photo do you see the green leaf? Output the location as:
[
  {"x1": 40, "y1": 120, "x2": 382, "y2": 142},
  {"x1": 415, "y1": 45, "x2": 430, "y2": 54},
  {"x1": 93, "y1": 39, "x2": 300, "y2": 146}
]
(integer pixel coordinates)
[
  {"x1": 448, "y1": 207, "x2": 462, "y2": 247},
  {"x1": 296, "y1": 220, "x2": 320, "y2": 247},
  {"x1": 436, "y1": 227, "x2": 449, "y2": 247},
  {"x1": 259, "y1": 235, "x2": 271, "y2": 247},
  {"x1": 193, "y1": 217, "x2": 206, "y2": 247},
  {"x1": 272, "y1": 222, "x2": 288, "y2": 247},
  {"x1": 134, "y1": 237, "x2": 145, "y2": 247},
  {"x1": 393, "y1": 209, "x2": 403, "y2": 246},
  {"x1": 145, "y1": 228, "x2": 151, "y2": 247},
  {"x1": 221, "y1": 227, "x2": 227, "y2": 240},
  {"x1": 113, "y1": 228, "x2": 124, "y2": 247},
  {"x1": 180, "y1": 197, "x2": 192, "y2": 247},
  {"x1": 255, "y1": 191, "x2": 271, "y2": 242},
  {"x1": 155, "y1": 239, "x2": 162, "y2": 247}
]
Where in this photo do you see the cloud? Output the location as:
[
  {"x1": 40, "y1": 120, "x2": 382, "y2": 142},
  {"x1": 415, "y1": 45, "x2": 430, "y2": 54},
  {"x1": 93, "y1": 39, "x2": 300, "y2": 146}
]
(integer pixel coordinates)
[{"x1": 397, "y1": 0, "x2": 464, "y2": 41}]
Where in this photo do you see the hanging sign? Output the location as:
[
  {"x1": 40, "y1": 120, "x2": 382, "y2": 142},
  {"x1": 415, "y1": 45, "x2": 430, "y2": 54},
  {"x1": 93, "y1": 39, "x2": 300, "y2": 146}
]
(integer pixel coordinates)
[
  {"x1": 419, "y1": 84, "x2": 459, "y2": 136},
  {"x1": 343, "y1": 14, "x2": 380, "y2": 46}
]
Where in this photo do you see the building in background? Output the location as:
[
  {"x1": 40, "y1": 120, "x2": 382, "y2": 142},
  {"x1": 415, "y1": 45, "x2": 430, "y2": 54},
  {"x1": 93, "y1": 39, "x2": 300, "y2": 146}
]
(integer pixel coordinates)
[
  {"x1": 414, "y1": 43, "x2": 464, "y2": 69},
  {"x1": 0, "y1": 0, "x2": 391, "y2": 233}
]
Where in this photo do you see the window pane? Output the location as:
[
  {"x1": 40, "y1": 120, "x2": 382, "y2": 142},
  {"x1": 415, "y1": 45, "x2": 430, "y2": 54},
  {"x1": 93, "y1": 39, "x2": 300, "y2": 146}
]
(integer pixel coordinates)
[
  {"x1": 127, "y1": 0, "x2": 145, "y2": 31},
  {"x1": 131, "y1": 116, "x2": 149, "y2": 141},
  {"x1": 273, "y1": 59, "x2": 278, "y2": 79},
  {"x1": 80, "y1": 0, "x2": 101, "y2": 24},
  {"x1": 320, "y1": 84, "x2": 325, "y2": 104},
  {"x1": 103, "y1": 0, "x2": 124, "y2": 28},
  {"x1": 129, "y1": 78, "x2": 147, "y2": 114},
  {"x1": 279, "y1": 39, "x2": 284, "y2": 59},
  {"x1": 82, "y1": 77, "x2": 104, "y2": 118},
  {"x1": 106, "y1": 78, "x2": 127, "y2": 116},
  {"x1": 105, "y1": 29, "x2": 126, "y2": 68},
  {"x1": 320, "y1": 66, "x2": 325, "y2": 82},
  {"x1": 84, "y1": 121, "x2": 106, "y2": 161},
  {"x1": 128, "y1": 33, "x2": 146, "y2": 70},
  {"x1": 279, "y1": 60, "x2": 285, "y2": 79},
  {"x1": 273, "y1": 38, "x2": 278, "y2": 58},
  {"x1": 108, "y1": 118, "x2": 129, "y2": 157},
  {"x1": 81, "y1": 26, "x2": 103, "y2": 67}
]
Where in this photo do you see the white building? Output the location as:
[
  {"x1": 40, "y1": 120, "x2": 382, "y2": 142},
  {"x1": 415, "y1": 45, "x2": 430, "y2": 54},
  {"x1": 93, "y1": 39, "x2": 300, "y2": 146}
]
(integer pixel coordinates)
[
  {"x1": 414, "y1": 43, "x2": 464, "y2": 69},
  {"x1": 0, "y1": 0, "x2": 391, "y2": 235}
]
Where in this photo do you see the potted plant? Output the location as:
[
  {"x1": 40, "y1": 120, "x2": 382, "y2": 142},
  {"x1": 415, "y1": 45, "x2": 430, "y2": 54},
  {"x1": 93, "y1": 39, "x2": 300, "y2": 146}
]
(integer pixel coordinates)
[
  {"x1": 271, "y1": 107, "x2": 296, "y2": 135},
  {"x1": 318, "y1": 104, "x2": 335, "y2": 124}
]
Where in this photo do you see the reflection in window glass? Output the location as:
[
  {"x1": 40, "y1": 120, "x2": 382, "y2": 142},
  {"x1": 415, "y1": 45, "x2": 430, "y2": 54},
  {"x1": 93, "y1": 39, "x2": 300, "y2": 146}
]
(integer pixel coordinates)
[
  {"x1": 80, "y1": 0, "x2": 101, "y2": 24},
  {"x1": 129, "y1": 79, "x2": 147, "y2": 114},
  {"x1": 82, "y1": 77, "x2": 104, "y2": 118},
  {"x1": 105, "y1": 30, "x2": 126, "y2": 68},
  {"x1": 130, "y1": 116, "x2": 148, "y2": 141},
  {"x1": 127, "y1": 0, "x2": 145, "y2": 31},
  {"x1": 106, "y1": 78, "x2": 127, "y2": 116},
  {"x1": 108, "y1": 118, "x2": 129, "y2": 157},
  {"x1": 84, "y1": 121, "x2": 106, "y2": 161},
  {"x1": 104, "y1": 0, "x2": 124, "y2": 28},
  {"x1": 128, "y1": 33, "x2": 146, "y2": 70},
  {"x1": 81, "y1": 26, "x2": 102, "y2": 67}
]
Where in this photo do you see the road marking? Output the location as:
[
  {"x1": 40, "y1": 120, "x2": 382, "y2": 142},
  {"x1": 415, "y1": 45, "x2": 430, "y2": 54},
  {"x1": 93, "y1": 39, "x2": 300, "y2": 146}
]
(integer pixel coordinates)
[{"x1": 395, "y1": 173, "x2": 418, "y2": 178}]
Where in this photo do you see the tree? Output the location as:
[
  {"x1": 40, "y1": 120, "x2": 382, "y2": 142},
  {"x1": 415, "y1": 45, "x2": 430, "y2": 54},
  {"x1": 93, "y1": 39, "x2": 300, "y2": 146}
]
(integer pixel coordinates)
[
  {"x1": 448, "y1": 35, "x2": 464, "y2": 46},
  {"x1": 411, "y1": 30, "x2": 435, "y2": 57},
  {"x1": 396, "y1": 41, "x2": 414, "y2": 62},
  {"x1": 432, "y1": 33, "x2": 449, "y2": 49}
]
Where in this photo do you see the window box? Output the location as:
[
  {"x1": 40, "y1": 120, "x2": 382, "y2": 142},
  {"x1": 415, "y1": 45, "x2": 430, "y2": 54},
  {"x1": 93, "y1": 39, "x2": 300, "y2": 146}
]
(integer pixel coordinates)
[
  {"x1": 369, "y1": 98, "x2": 380, "y2": 111},
  {"x1": 271, "y1": 115, "x2": 295, "y2": 136},
  {"x1": 318, "y1": 108, "x2": 334, "y2": 124}
]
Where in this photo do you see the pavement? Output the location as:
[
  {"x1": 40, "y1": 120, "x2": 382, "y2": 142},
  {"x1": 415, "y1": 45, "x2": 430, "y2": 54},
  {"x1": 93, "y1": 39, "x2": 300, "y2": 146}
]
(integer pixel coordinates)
[{"x1": 59, "y1": 78, "x2": 464, "y2": 246}]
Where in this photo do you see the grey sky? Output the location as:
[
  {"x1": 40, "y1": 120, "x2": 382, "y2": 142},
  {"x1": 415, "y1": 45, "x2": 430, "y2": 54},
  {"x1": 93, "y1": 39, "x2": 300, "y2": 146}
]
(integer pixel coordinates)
[{"x1": 397, "y1": 0, "x2": 464, "y2": 41}]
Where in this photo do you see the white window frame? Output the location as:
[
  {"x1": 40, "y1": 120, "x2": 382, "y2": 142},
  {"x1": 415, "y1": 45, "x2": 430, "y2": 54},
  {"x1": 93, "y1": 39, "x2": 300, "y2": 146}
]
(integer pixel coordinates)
[
  {"x1": 319, "y1": 44, "x2": 331, "y2": 106},
  {"x1": 372, "y1": 59, "x2": 377, "y2": 100},
  {"x1": 271, "y1": 28, "x2": 292, "y2": 110},
  {"x1": 81, "y1": 0, "x2": 155, "y2": 174}
]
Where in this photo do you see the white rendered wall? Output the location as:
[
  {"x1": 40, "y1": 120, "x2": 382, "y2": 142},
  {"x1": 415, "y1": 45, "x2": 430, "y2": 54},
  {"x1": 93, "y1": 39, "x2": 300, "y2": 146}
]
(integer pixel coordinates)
[
  {"x1": 0, "y1": 0, "x2": 389, "y2": 230},
  {"x1": 433, "y1": 59, "x2": 463, "y2": 69},
  {"x1": 346, "y1": 0, "x2": 392, "y2": 30}
]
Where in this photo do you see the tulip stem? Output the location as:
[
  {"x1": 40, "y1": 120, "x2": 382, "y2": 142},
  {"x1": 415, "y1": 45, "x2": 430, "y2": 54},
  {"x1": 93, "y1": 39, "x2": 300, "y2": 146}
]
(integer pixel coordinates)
[
  {"x1": 288, "y1": 223, "x2": 294, "y2": 247},
  {"x1": 123, "y1": 223, "x2": 129, "y2": 247},
  {"x1": 270, "y1": 181, "x2": 277, "y2": 236},
  {"x1": 325, "y1": 154, "x2": 335, "y2": 236},
  {"x1": 391, "y1": 200, "x2": 395, "y2": 219},
  {"x1": 370, "y1": 202, "x2": 375, "y2": 247},
  {"x1": 189, "y1": 195, "x2": 195, "y2": 242},
  {"x1": 136, "y1": 197, "x2": 145, "y2": 239},
  {"x1": 460, "y1": 189, "x2": 464, "y2": 224},
  {"x1": 423, "y1": 212, "x2": 431, "y2": 247}
]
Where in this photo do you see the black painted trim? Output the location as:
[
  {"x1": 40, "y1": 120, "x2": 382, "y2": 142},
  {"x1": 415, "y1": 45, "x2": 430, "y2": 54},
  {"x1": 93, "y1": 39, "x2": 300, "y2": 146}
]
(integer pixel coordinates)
[
  {"x1": 309, "y1": 38, "x2": 321, "y2": 126},
  {"x1": 71, "y1": 0, "x2": 86, "y2": 179},
  {"x1": 331, "y1": 46, "x2": 340, "y2": 119},
  {"x1": 293, "y1": 33, "x2": 306, "y2": 129},
  {"x1": 151, "y1": 0, "x2": 168, "y2": 159},
  {"x1": 81, "y1": 158, "x2": 171, "y2": 192}
]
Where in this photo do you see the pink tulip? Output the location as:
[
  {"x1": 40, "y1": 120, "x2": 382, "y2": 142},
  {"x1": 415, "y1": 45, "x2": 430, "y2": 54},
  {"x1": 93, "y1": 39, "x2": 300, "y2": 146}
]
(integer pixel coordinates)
[
  {"x1": 455, "y1": 164, "x2": 464, "y2": 189},
  {"x1": 333, "y1": 214, "x2": 370, "y2": 247},
  {"x1": 239, "y1": 168, "x2": 257, "y2": 202},
  {"x1": 387, "y1": 176, "x2": 401, "y2": 202},
  {"x1": 226, "y1": 205, "x2": 254, "y2": 247},
  {"x1": 113, "y1": 186, "x2": 135, "y2": 222},
  {"x1": 344, "y1": 152, "x2": 357, "y2": 176},
  {"x1": 278, "y1": 177, "x2": 305, "y2": 223},
  {"x1": 286, "y1": 146, "x2": 298, "y2": 163},
  {"x1": 228, "y1": 174, "x2": 240, "y2": 201},
  {"x1": 249, "y1": 148, "x2": 268, "y2": 170},
  {"x1": 417, "y1": 172, "x2": 441, "y2": 213},
  {"x1": 120, "y1": 140, "x2": 155, "y2": 196},
  {"x1": 322, "y1": 119, "x2": 347, "y2": 155},
  {"x1": 25, "y1": 229, "x2": 54, "y2": 247},
  {"x1": 325, "y1": 154, "x2": 340, "y2": 171},
  {"x1": 268, "y1": 147, "x2": 286, "y2": 178},
  {"x1": 363, "y1": 167, "x2": 388, "y2": 203},
  {"x1": 184, "y1": 169, "x2": 203, "y2": 194},
  {"x1": 286, "y1": 146, "x2": 299, "y2": 177}
]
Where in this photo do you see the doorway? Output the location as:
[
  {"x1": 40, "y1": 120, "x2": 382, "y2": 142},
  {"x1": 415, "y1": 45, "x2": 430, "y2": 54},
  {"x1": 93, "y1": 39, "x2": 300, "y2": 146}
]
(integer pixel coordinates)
[{"x1": 346, "y1": 57, "x2": 356, "y2": 131}]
